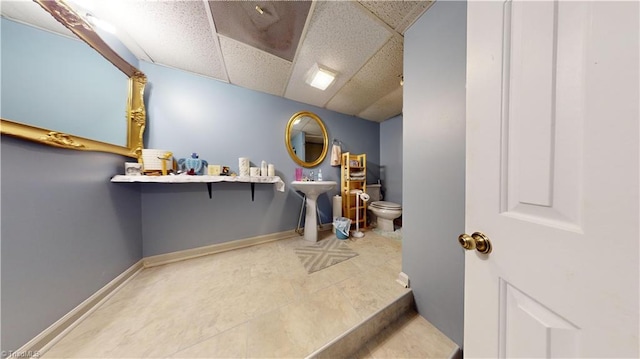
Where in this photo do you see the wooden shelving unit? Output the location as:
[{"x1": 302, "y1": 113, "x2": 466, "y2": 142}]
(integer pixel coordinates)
[{"x1": 341, "y1": 152, "x2": 367, "y2": 229}]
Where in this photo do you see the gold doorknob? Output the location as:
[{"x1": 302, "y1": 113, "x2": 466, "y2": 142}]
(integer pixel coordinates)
[{"x1": 458, "y1": 232, "x2": 492, "y2": 254}]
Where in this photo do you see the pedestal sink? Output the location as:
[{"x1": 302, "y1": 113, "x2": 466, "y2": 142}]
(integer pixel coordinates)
[{"x1": 291, "y1": 181, "x2": 337, "y2": 242}]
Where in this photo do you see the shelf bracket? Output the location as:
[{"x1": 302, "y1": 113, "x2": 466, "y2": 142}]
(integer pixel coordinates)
[{"x1": 209, "y1": 182, "x2": 254, "y2": 200}]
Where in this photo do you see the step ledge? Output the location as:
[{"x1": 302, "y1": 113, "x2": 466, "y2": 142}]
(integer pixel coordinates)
[{"x1": 307, "y1": 290, "x2": 415, "y2": 359}]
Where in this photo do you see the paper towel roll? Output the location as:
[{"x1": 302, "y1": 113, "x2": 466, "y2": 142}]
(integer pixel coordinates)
[
  {"x1": 239, "y1": 157, "x2": 250, "y2": 177},
  {"x1": 268, "y1": 164, "x2": 275, "y2": 177},
  {"x1": 250, "y1": 167, "x2": 260, "y2": 176},
  {"x1": 333, "y1": 195, "x2": 342, "y2": 220},
  {"x1": 332, "y1": 195, "x2": 342, "y2": 233}
]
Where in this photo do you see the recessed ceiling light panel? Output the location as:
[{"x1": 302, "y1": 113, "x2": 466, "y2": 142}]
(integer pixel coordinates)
[{"x1": 305, "y1": 63, "x2": 337, "y2": 91}]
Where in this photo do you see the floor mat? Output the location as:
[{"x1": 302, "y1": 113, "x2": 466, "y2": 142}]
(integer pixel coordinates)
[{"x1": 294, "y1": 237, "x2": 359, "y2": 274}]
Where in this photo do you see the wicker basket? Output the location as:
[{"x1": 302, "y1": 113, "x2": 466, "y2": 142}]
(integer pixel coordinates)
[{"x1": 141, "y1": 149, "x2": 172, "y2": 173}]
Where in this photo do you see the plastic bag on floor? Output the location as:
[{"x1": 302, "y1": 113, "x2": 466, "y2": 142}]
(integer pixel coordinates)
[{"x1": 333, "y1": 217, "x2": 352, "y2": 239}]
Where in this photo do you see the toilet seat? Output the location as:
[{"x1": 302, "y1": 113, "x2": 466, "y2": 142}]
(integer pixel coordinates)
[
  {"x1": 370, "y1": 201, "x2": 402, "y2": 209},
  {"x1": 369, "y1": 201, "x2": 402, "y2": 232}
]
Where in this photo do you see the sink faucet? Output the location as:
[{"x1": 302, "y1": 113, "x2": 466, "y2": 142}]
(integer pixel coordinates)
[{"x1": 309, "y1": 171, "x2": 314, "y2": 181}]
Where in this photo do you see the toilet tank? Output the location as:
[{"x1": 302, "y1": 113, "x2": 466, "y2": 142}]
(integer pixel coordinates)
[{"x1": 366, "y1": 184, "x2": 382, "y2": 202}]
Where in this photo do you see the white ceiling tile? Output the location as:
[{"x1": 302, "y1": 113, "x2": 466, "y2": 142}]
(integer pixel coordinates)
[
  {"x1": 284, "y1": 1, "x2": 392, "y2": 108},
  {"x1": 395, "y1": 1, "x2": 434, "y2": 34},
  {"x1": 358, "y1": 86, "x2": 403, "y2": 122},
  {"x1": 359, "y1": 0, "x2": 433, "y2": 34},
  {"x1": 1, "y1": 0, "x2": 76, "y2": 38},
  {"x1": 326, "y1": 35, "x2": 403, "y2": 116},
  {"x1": 89, "y1": 0, "x2": 227, "y2": 80},
  {"x1": 220, "y1": 36, "x2": 291, "y2": 97}
]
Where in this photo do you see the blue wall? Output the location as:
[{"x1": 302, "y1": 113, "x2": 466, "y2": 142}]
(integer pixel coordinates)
[
  {"x1": 1, "y1": 137, "x2": 142, "y2": 353},
  {"x1": 380, "y1": 115, "x2": 403, "y2": 204},
  {"x1": 139, "y1": 62, "x2": 380, "y2": 256},
  {"x1": 403, "y1": 1, "x2": 467, "y2": 347}
]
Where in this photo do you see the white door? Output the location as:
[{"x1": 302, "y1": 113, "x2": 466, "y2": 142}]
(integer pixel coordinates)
[{"x1": 465, "y1": 1, "x2": 638, "y2": 357}]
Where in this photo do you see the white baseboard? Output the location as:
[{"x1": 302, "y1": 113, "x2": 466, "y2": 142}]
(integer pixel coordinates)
[
  {"x1": 142, "y1": 229, "x2": 299, "y2": 268},
  {"x1": 12, "y1": 260, "x2": 144, "y2": 359},
  {"x1": 396, "y1": 271, "x2": 410, "y2": 288},
  {"x1": 13, "y1": 230, "x2": 300, "y2": 358},
  {"x1": 448, "y1": 345, "x2": 462, "y2": 359}
]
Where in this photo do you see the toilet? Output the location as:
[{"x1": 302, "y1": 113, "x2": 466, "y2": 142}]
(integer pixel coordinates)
[{"x1": 366, "y1": 184, "x2": 402, "y2": 232}]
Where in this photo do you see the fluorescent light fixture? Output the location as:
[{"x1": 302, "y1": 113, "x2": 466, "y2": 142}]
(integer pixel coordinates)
[{"x1": 305, "y1": 63, "x2": 336, "y2": 91}]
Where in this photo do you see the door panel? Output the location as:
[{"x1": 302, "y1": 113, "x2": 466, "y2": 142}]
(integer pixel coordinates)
[
  {"x1": 501, "y1": 0, "x2": 585, "y2": 231},
  {"x1": 499, "y1": 279, "x2": 579, "y2": 358},
  {"x1": 465, "y1": 1, "x2": 638, "y2": 357}
]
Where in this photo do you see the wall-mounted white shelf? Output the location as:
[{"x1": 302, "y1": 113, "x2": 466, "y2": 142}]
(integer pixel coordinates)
[{"x1": 111, "y1": 175, "x2": 285, "y2": 200}]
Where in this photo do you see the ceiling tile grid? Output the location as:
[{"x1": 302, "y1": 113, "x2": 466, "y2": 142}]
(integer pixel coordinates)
[
  {"x1": 1, "y1": 0, "x2": 75, "y2": 38},
  {"x1": 283, "y1": 1, "x2": 392, "y2": 108},
  {"x1": 326, "y1": 35, "x2": 403, "y2": 119},
  {"x1": 209, "y1": 1, "x2": 311, "y2": 62},
  {"x1": 59, "y1": 0, "x2": 150, "y2": 65},
  {"x1": 91, "y1": 0, "x2": 227, "y2": 80},
  {"x1": 219, "y1": 35, "x2": 291, "y2": 97},
  {"x1": 358, "y1": 0, "x2": 425, "y2": 31},
  {"x1": 1, "y1": 0, "x2": 435, "y2": 123},
  {"x1": 357, "y1": 85, "x2": 403, "y2": 122},
  {"x1": 394, "y1": 1, "x2": 434, "y2": 34}
]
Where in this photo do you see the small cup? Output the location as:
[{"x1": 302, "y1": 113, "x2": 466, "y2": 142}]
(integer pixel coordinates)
[
  {"x1": 295, "y1": 168, "x2": 303, "y2": 181},
  {"x1": 250, "y1": 167, "x2": 260, "y2": 176}
]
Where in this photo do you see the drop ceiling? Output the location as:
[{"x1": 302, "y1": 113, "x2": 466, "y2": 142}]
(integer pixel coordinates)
[{"x1": 1, "y1": 0, "x2": 434, "y2": 122}]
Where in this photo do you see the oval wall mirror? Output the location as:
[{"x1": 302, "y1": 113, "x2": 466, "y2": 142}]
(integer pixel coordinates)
[{"x1": 285, "y1": 111, "x2": 328, "y2": 168}]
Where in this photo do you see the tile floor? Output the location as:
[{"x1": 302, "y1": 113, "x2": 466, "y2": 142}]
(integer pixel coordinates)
[
  {"x1": 42, "y1": 229, "x2": 455, "y2": 358},
  {"x1": 352, "y1": 311, "x2": 457, "y2": 358}
]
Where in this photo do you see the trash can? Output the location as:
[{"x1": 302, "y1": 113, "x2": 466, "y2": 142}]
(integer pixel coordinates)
[{"x1": 333, "y1": 217, "x2": 351, "y2": 240}]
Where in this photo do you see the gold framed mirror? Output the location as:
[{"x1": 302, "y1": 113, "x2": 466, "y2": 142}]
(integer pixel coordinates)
[
  {"x1": 0, "y1": 0, "x2": 146, "y2": 159},
  {"x1": 285, "y1": 111, "x2": 328, "y2": 168}
]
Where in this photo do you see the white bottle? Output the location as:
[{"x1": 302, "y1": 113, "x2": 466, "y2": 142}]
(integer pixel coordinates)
[
  {"x1": 317, "y1": 169, "x2": 323, "y2": 181},
  {"x1": 261, "y1": 161, "x2": 267, "y2": 177}
]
